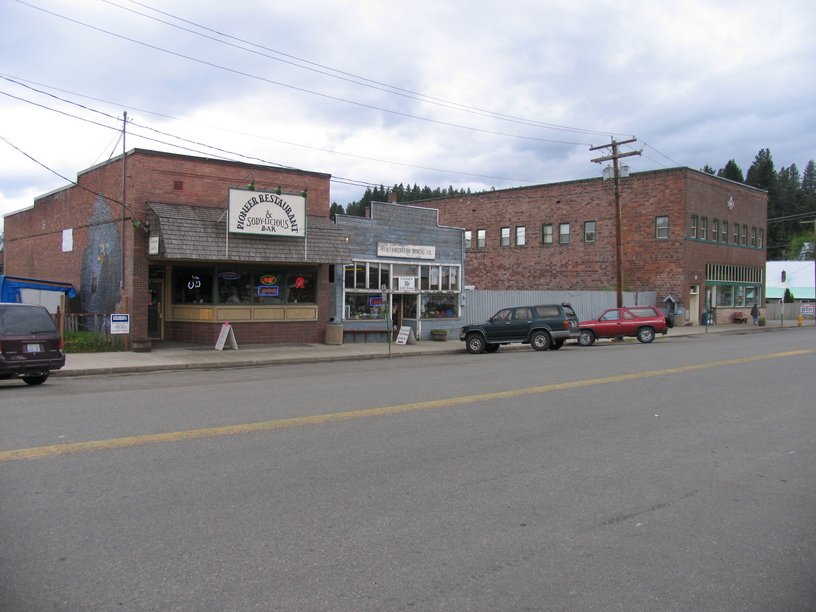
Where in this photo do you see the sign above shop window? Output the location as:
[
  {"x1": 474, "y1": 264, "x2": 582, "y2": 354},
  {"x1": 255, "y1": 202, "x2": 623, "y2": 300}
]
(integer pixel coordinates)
[
  {"x1": 377, "y1": 242, "x2": 436, "y2": 259},
  {"x1": 228, "y1": 188, "x2": 306, "y2": 237}
]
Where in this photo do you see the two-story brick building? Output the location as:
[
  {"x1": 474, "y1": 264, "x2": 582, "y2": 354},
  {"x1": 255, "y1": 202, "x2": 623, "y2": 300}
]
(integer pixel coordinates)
[
  {"x1": 412, "y1": 167, "x2": 767, "y2": 325},
  {"x1": 3, "y1": 149, "x2": 351, "y2": 345}
]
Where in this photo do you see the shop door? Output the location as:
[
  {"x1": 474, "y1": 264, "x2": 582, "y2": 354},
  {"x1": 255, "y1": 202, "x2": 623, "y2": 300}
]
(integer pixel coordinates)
[
  {"x1": 147, "y1": 280, "x2": 163, "y2": 339},
  {"x1": 393, "y1": 294, "x2": 419, "y2": 339}
]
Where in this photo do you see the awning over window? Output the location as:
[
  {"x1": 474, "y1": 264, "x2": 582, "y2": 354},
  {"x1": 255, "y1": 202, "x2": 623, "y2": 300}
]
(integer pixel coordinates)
[{"x1": 146, "y1": 203, "x2": 352, "y2": 264}]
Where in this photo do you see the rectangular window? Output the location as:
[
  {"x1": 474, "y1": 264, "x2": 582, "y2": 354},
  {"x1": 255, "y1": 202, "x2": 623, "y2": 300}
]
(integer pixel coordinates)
[
  {"x1": 758, "y1": 229, "x2": 764, "y2": 249},
  {"x1": 691, "y1": 215, "x2": 698, "y2": 239},
  {"x1": 542, "y1": 224, "x2": 553, "y2": 245},
  {"x1": 174, "y1": 265, "x2": 317, "y2": 305},
  {"x1": 712, "y1": 219, "x2": 719, "y2": 242},
  {"x1": 464, "y1": 230, "x2": 472, "y2": 249},
  {"x1": 516, "y1": 226, "x2": 526, "y2": 246},
  {"x1": 751, "y1": 227, "x2": 757, "y2": 247},
  {"x1": 421, "y1": 294, "x2": 459, "y2": 319},
  {"x1": 584, "y1": 221, "x2": 596, "y2": 242},
  {"x1": 742, "y1": 225, "x2": 748, "y2": 245},
  {"x1": 559, "y1": 223, "x2": 570, "y2": 244},
  {"x1": 716, "y1": 285, "x2": 734, "y2": 307},
  {"x1": 500, "y1": 227, "x2": 510, "y2": 247},
  {"x1": 655, "y1": 216, "x2": 669, "y2": 239},
  {"x1": 700, "y1": 217, "x2": 708, "y2": 240},
  {"x1": 734, "y1": 224, "x2": 740, "y2": 244},
  {"x1": 722, "y1": 221, "x2": 729, "y2": 243},
  {"x1": 477, "y1": 229, "x2": 486, "y2": 248}
]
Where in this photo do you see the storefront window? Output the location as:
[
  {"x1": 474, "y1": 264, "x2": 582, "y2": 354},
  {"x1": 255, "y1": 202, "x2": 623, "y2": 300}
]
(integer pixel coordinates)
[
  {"x1": 217, "y1": 268, "x2": 253, "y2": 304},
  {"x1": 287, "y1": 271, "x2": 317, "y2": 303},
  {"x1": 174, "y1": 266, "x2": 214, "y2": 304},
  {"x1": 716, "y1": 285, "x2": 733, "y2": 307},
  {"x1": 173, "y1": 265, "x2": 317, "y2": 305},
  {"x1": 421, "y1": 294, "x2": 458, "y2": 318},
  {"x1": 345, "y1": 293, "x2": 386, "y2": 320}
]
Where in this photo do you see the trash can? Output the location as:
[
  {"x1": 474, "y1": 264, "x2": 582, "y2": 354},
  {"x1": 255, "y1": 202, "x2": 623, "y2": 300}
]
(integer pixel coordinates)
[{"x1": 325, "y1": 318, "x2": 343, "y2": 345}]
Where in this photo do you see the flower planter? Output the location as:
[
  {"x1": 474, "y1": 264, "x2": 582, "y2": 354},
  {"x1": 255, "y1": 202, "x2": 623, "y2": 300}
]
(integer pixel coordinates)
[
  {"x1": 430, "y1": 330, "x2": 447, "y2": 341},
  {"x1": 131, "y1": 337, "x2": 152, "y2": 352}
]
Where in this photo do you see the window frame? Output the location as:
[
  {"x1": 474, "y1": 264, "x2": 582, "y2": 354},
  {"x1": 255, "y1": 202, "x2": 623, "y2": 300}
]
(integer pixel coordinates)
[
  {"x1": 690, "y1": 215, "x2": 698, "y2": 239},
  {"x1": 655, "y1": 216, "x2": 669, "y2": 239},
  {"x1": 516, "y1": 225, "x2": 526, "y2": 246},
  {"x1": 558, "y1": 223, "x2": 570, "y2": 245},
  {"x1": 584, "y1": 221, "x2": 596, "y2": 243},
  {"x1": 500, "y1": 227, "x2": 510, "y2": 247},
  {"x1": 541, "y1": 223, "x2": 553, "y2": 245}
]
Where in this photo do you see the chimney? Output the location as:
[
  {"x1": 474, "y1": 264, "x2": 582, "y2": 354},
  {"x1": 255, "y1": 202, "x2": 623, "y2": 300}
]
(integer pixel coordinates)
[{"x1": 387, "y1": 192, "x2": 397, "y2": 203}]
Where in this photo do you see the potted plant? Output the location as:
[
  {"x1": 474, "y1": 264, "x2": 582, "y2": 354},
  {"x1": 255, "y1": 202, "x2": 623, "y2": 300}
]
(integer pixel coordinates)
[
  {"x1": 430, "y1": 329, "x2": 448, "y2": 341},
  {"x1": 758, "y1": 317, "x2": 766, "y2": 327}
]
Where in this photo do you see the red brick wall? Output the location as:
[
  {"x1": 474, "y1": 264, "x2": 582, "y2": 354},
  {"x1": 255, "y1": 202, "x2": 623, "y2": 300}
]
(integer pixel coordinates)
[
  {"x1": 4, "y1": 150, "x2": 332, "y2": 343},
  {"x1": 413, "y1": 168, "x2": 768, "y2": 305}
]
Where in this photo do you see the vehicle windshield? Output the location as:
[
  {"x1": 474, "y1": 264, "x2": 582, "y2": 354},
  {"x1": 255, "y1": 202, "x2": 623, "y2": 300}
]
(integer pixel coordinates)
[{"x1": 0, "y1": 307, "x2": 58, "y2": 335}]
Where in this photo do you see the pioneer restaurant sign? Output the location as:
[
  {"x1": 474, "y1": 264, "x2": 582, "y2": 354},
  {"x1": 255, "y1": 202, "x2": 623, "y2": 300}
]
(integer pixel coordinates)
[{"x1": 228, "y1": 188, "x2": 307, "y2": 237}]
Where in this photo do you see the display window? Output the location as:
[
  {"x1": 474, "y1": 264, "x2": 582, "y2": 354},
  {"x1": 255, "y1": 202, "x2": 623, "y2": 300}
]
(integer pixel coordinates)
[
  {"x1": 172, "y1": 265, "x2": 318, "y2": 305},
  {"x1": 421, "y1": 294, "x2": 458, "y2": 319}
]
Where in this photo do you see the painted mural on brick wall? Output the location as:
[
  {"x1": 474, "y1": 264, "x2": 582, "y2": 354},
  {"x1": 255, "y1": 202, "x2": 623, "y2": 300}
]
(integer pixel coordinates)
[{"x1": 80, "y1": 196, "x2": 122, "y2": 317}]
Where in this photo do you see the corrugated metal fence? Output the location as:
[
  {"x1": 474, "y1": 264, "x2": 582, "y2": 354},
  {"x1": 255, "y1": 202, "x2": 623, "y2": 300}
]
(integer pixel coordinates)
[{"x1": 462, "y1": 290, "x2": 658, "y2": 325}]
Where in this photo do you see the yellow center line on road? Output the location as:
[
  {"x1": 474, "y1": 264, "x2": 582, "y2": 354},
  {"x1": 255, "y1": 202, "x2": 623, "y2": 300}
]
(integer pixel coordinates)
[{"x1": 2, "y1": 349, "x2": 813, "y2": 462}]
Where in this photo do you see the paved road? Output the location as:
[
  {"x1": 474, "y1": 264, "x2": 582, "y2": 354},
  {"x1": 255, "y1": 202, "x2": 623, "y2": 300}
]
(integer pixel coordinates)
[{"x1": 1, "y1": 328, "x2": 815, "y2": 611}]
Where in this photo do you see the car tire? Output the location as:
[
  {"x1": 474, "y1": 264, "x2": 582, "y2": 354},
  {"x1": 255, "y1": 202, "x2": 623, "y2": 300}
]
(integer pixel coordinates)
[
  {"x1": 530, "y1": 331, "x2": 551, "y2": 351},
  {"x1": 636, "y1": 327, "x2": 655, "y2": 343},
  {"x1": 485, "y1": 343, "x2": 500, "y2": 353},
  {"x1": 578, "y1": 330, "x2": 595, "y2": 346},
  {"x1": 22, "y1": 374, "x2": 49, "y2": 385},
  {"x1": 550, "y1": 339, "x2": 565, "y2": 350},
  {"x1": 466, "y1": 333, "x2": 487, "y2": 354}
]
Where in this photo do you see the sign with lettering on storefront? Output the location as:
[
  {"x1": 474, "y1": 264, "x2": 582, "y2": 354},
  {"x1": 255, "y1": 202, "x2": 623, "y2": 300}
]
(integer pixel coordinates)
[
  {"x1": 228, "y1": 188, "x2": 306, "y2": 237},
  {"x1": 377, "y1": 242, "x2": 435, "y2": 259}
]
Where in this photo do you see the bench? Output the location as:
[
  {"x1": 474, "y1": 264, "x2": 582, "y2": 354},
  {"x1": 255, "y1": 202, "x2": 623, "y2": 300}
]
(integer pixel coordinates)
[{"x1": 732, "y1": 312, "x2": 748, "y2": 323}]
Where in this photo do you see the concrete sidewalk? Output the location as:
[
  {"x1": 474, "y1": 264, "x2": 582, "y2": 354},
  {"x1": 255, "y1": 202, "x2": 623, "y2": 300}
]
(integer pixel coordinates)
[{"x1": 56, "y1": 320, "x2": 811, "y2": 377}]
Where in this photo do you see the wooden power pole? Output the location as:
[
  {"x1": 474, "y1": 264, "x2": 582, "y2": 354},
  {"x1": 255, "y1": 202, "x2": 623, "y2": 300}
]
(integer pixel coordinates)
[{"x1": 590, "y1": 138, "x2": 641, "y2": 308}]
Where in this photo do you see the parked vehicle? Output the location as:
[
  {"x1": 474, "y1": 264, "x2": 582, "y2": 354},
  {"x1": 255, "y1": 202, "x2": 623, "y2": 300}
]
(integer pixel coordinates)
[
  {"x1": 0, "y1": 303, "x2": 65, "y2": 385},
  {"x1": 577, "y1": 306, "x2": 670, "y2": 346},
  {"x1": 459, "y1": 303, "x2": 580, "y2": 354}
]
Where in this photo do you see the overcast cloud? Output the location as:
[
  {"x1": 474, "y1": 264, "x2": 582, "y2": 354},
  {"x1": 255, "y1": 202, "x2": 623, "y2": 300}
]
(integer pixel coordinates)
[{"x1": 1, "y1": 0, "x2": 814, "y2": 231}]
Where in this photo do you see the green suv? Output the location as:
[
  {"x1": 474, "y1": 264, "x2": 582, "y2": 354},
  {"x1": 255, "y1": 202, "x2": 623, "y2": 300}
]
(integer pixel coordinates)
[{"x1": 459, "y1": 303, "x2": 580, "y2": 354}]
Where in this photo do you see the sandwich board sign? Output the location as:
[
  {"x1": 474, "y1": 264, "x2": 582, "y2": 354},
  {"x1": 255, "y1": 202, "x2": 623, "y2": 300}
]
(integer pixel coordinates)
[
  {"x1": 215, "y1": 322, "x2": 239, "y2": 351},
  {"x1": 395, "y1": 326, "x2": 416, "y2": 345}
]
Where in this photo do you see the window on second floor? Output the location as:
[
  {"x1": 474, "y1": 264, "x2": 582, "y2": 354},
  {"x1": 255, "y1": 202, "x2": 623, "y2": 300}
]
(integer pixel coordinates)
[
  {"x1": 584, "y1": 221, "x2": 596, "y2": 243},
  {"x1": 712, "y1": 219, "x2": 719, "y2": 242},
  {"x1": 734, "y1": 223, "x2": 740, "y2": 244},
  {"x1": 691, "y1": 215, "x2": 698, "y2": 239},
  {"x1": 477, "y1": 229, "x2": 486, "y2": 248},
  {"x1": 758, "y1": 229, "x2": 764, "y2": 249},
  {"x1": 542, "y1": 224, "x2": 553, "y2": 245},
  {"x1": 655, "y1": 216, "x2": 669, "y2": 239},
  {"x1": 464, "y1": 230, "x2": 472, "y2": 249},
  {"x1": 500, "y1": 227, "x2": 510, "y2": 247},
  {"x1": 742, "y1": 225, "x2": 748, "y2": 245},
  {"x1": 722, "y1": 221, "x2": 729, "y2": 243},
  {"x1": 700, "y1": 217, "x2": 708, "y2": 240},
  {"x1": 751, "y1": 227, "x2": 757, "y2": 247},
  {"x1": 559, "y1": 223, "x2": 570, "y2": 244},
  {"x1": 516, "y1": 226, "x2": 526, "y2": 246}
]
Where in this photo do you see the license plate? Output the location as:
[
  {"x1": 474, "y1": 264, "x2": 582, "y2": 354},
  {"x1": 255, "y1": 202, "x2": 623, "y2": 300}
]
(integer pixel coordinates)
[{"x1": 25, "y1": 343, "x2": 43, "y2": 353}]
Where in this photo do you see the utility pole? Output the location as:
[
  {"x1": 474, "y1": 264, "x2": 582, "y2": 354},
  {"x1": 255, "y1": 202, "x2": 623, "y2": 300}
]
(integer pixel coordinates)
[{"x1": 590, "y1": 138, "x2": 641, "y2": 308}]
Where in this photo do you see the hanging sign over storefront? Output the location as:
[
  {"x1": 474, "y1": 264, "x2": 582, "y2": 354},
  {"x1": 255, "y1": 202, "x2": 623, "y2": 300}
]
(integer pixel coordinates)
[
  {"x1": 377, "y1": 242, "x2": 435, "y2": 259},
  {"x1": 228, "y1": 188, "x2": 306, "y2": 237}
]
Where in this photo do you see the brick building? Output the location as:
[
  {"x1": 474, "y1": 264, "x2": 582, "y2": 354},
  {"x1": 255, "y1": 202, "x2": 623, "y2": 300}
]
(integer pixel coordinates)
[
  {"x1": 412, "y1": 168, "x2": 767, "y2": 325},
  {"x1": 3, "y1": 149, "x2": 351, "y2": 345}
]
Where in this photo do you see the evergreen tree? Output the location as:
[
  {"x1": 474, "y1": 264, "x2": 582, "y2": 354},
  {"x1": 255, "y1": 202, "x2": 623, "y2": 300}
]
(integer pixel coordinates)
[
  {"x1": 717, "y1": 159, "x2": 745, "y2": 182},
  {"x1": 746, "y1": 149, "x2": 785, "y2": 258},
  {"x1": 702, "y1": 165, "x2": 716, "y2": 175}
]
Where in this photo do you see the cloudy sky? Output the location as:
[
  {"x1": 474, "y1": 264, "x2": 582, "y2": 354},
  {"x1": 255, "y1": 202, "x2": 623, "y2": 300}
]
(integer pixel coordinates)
[{"x1": 1, "y1": 0, "x2": 814, "y2": 231}]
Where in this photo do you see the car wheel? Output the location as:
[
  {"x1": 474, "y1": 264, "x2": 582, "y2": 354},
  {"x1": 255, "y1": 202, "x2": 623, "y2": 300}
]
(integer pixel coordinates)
[
  {"x1": 485, "y1": 343, "x2": 500, "y2": 353},
  {"x1": 530, "y1": 331, "x2": 551, "y2": 351},
  {"x1": 466, "y1": 333, "x2": 486, "y2": 354},
  {"x1": 636, "y1": 327, "x2": 655, "y2": 343},
  {"x1": 578, "y1": 330, "x2": 595, "y2": 346},
  {"x1": 22, "y1": 374, "x2": 49, "y2": 385},
  {"x1": 550, "y1": 339, "x2": 564, "y2": 350}
]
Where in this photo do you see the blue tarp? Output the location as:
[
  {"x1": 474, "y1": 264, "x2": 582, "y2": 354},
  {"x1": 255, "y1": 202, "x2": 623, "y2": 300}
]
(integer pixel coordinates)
[{"x1": 0, "y1": 275, "x2": 77, "y2": 303}]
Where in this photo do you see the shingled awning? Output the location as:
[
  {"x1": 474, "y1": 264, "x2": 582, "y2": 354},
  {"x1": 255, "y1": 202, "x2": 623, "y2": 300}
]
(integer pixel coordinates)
[{"x1": 146, "y1": 202, "x2": 352, "y2": 264}]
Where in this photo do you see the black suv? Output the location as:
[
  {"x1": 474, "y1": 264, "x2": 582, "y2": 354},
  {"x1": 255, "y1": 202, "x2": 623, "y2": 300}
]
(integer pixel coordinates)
[
  {"x1": 0, "y1": 303, "x2": 65, "y2": 385},
  {"x1": 459, "y1": 303, "x2": 580, "y2": 354}
]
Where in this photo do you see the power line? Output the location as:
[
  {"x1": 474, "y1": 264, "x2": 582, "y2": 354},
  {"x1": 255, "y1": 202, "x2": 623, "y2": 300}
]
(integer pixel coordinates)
[{"x1": 12, "y1": 0, "x2": 592, "y2": 147}]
